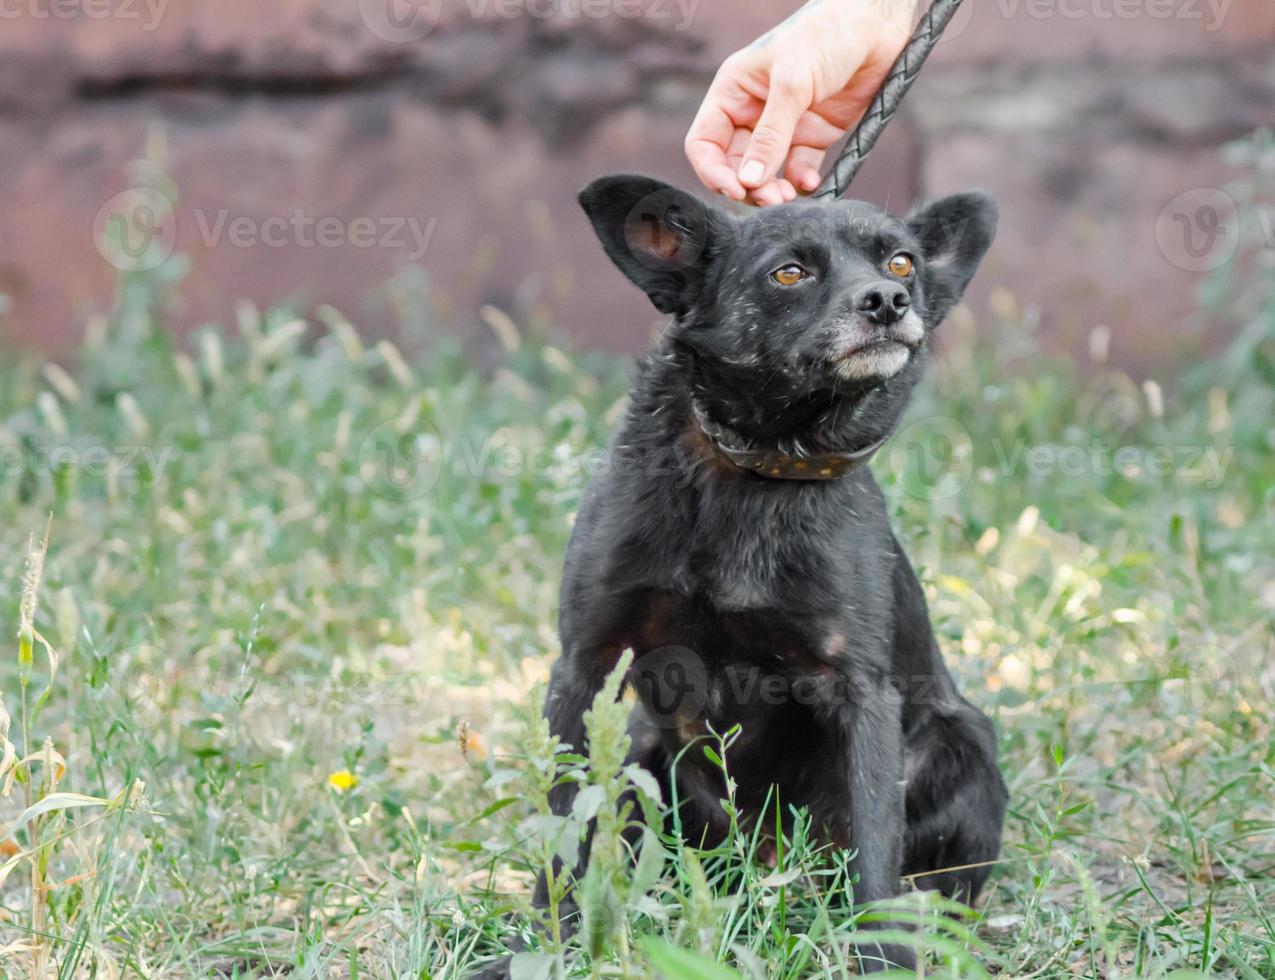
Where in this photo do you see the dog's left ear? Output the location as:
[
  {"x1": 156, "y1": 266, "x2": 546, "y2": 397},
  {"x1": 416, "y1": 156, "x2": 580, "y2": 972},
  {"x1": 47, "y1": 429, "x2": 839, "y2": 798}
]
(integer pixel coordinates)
[
  {"x1": 579, "y1": 174, "x2": 728, "y2": 317},
  {"x1": 906, "y1": 192, "x2": 998, "y2": 324}
]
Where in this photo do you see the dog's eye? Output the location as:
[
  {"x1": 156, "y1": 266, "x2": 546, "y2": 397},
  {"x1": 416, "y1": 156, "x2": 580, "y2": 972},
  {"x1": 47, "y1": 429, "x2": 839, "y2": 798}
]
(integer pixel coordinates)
[
  {"x1": 886, "y1": 253, "x2": 915, "y2": 278},
  {"x1": 771, "y1": 264, "x2": 810, "y2": 286}
]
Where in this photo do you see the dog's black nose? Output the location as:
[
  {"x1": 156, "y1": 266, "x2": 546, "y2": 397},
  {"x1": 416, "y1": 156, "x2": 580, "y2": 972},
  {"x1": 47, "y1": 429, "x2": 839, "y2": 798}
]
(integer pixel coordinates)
[{"x1": 855, "y1": 282, "x2": 911, "y2": 325}]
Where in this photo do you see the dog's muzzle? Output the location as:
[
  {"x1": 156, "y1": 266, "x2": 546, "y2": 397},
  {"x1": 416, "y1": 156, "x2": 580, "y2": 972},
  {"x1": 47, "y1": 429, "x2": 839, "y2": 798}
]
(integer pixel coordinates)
[{"x1": 831, "y1": 309, "x2": 924, "y2": 381}]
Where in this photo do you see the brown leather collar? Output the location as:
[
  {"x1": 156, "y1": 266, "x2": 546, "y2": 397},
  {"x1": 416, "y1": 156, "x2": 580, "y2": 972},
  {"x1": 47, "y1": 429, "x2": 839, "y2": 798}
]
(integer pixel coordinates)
[{"x1": 691, "y1": 401, "x2": 897, "y2": 481}]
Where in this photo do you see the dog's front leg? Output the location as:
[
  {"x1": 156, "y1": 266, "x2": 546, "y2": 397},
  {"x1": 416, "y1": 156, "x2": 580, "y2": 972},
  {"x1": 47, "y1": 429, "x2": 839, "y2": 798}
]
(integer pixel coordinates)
[{"x1": 840, "y1": 674, "x2": 915, "y2": 973}]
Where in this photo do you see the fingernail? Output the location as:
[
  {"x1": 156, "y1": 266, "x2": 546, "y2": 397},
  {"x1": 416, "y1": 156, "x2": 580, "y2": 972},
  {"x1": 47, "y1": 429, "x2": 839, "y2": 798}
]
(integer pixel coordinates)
[{"x1": 739, "y1": 160, "x2": 765, "y2": 186}]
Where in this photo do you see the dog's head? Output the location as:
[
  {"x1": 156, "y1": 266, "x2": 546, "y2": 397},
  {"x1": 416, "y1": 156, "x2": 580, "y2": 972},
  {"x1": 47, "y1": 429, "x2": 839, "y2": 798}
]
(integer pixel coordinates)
[{"x1": 579, "y1": 174, "x2": 996, "y2": 405}]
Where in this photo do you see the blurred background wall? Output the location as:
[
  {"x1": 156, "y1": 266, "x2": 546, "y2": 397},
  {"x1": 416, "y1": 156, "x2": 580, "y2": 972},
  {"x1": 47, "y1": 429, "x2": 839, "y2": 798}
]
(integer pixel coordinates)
[{"x1": 0, "y1": 0, "x2": 1272, "y2": 374}]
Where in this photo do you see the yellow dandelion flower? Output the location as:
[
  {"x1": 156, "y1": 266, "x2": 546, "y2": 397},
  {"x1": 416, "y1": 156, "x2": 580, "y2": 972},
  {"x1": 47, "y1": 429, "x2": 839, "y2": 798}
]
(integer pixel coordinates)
[{"x1": 327, "y1": 770, "x2": 359, "y2": 792}]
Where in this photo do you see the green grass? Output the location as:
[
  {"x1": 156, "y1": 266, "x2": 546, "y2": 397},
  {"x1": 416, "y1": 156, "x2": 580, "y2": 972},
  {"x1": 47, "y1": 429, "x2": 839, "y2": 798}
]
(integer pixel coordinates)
[{"x1": 1, "y1": 155, "x2": 1273, "y2": 977}]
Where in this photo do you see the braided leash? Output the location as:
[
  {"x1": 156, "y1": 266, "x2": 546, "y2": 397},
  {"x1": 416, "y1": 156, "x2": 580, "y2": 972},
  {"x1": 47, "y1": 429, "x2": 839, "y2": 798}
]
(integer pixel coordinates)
[{"x1": 813, "y1": 0, "x2": 966, "y2": 200}]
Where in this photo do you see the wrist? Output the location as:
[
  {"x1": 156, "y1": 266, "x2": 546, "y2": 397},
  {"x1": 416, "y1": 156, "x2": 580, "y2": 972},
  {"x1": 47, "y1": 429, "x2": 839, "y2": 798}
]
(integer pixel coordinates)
[{"x1": 842, "y1": 0, "x2": 921, "y2": 41}]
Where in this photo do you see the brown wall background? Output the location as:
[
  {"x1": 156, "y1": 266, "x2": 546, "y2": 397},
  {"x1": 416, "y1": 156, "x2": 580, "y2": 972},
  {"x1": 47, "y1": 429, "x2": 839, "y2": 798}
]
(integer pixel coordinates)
[{"x1": 1, "y1": 0, "x2": 1273, "y2": 374}]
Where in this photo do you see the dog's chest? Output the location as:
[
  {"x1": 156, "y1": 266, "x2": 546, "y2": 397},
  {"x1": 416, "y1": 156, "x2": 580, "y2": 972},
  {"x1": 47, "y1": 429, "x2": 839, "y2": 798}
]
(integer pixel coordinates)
[
  {"x1": 597, "y1": 467, "x2": 893, "y2": 669},
  {"x1": 626, "y1": 587, "x2": 839, "y2": 670},
  {"x1": 624, "y1": 479, "x2": 854, "y2": 612},
  {"x1": 626, "y1": 585, "x2": 859, "y2": 825}
]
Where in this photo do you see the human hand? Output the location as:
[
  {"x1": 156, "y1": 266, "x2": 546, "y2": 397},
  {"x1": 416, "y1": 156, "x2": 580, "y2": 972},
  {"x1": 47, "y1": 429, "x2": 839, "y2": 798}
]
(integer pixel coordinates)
[{"x1": 685, "y1": 0, "x2": 920, "y2": 206}]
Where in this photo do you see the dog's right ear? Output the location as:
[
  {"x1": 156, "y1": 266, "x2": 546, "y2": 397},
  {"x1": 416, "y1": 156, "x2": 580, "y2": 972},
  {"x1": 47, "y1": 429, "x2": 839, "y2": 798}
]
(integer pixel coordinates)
[{"x1": 579, "y1": 174, "x2": 726, "y2": 316}]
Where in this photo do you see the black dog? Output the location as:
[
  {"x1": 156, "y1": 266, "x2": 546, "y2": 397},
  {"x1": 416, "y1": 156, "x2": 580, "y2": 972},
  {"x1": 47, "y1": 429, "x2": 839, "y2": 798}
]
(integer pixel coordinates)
[{"x1": 520, "y1": 175, "x2": 1006, "y2": 973}]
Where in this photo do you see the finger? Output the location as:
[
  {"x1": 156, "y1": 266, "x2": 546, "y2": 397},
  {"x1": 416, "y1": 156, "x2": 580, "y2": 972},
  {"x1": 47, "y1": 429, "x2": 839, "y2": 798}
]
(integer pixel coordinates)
[
  {"x1": 790, "y1": 109, "x2": 849, "y2": 151},
  {"x1": 749, "y1": 178, "x2": 798, "y2": 208},
  {"x1": 785, "y1": 145, "x2": 828, "y2": 193},
  {"x1": 685, "y1": 87, "x2": 752, "y2": 200},
  {"x1": 750, "y1": 180, "x2": 784, "y2": 207},
  {"x1": 685, "y1": 107, "x2": 748, "y2": 201},
  {"x1": 692, "y1": 149, "x2": 749, "y2": 201},
  {"x1": 724, "y1": 127, "x2": 753, "y2": 172},
  {"x1": 685, "y1": 59, "x2": 764, "y2": 200},
  {"x1": 738, "y1": 73, "x2": 810, "y2": 190},
  {"x1": 782, "y1": 109, "x2": 855, "y2": 193}
]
